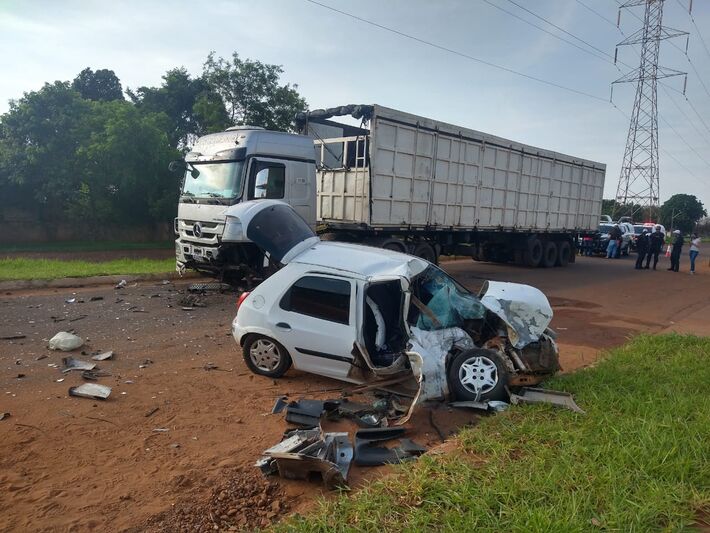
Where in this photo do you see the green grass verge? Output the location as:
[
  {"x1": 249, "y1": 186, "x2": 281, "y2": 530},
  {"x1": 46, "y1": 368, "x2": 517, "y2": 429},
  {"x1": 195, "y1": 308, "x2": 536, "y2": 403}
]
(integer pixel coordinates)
[
  {"x1": 0, "y1": 240, "x2": 174, "y2": 253},
  {"x1": 0, "y1": 257, "x2": 176, "y2": 281},
  {"x1": 286, "y1": 334, "x2": 710, "y2": 532}
]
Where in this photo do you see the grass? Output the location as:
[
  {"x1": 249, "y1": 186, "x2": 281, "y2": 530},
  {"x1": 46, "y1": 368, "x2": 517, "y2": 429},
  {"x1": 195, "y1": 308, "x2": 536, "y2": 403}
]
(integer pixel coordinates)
[
  {"x1": 0, "y1": 240, "x2": 174, "y2": 253},
  {"x1": 285, "y1": 334, "x2": 710, "y2": 532},
  {"x1": 0, "y1": 257, "x2": 176, "y2": 280}
]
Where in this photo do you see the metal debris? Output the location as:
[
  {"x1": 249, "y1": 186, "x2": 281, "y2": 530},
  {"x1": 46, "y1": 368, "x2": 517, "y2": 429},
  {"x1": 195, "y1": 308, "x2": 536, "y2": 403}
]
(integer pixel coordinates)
[
  {"x1": 68, "y1": 383, "x2": 112, "y2": 400},
  {"x1": 61, "y1": 357, "x2": 96, "y2": 373},
  {"x1": 0, "y1": 412, "x2": 10, "y2": 421},
  {"x1": 82, "y1": 369, "x2": 112, "y2": 380},
  {"x1": 509, "y1": 387, "x2": 585, "y2": 414},
  {"x1": 353, "y1": 427, "x2": 426, "y2": 466},
  {"x1": 1, "y1": 334, "x2": 26, "y2": 340},
  {"x1": 89, "y1": 296, "x2": 104, "y2": 301}
]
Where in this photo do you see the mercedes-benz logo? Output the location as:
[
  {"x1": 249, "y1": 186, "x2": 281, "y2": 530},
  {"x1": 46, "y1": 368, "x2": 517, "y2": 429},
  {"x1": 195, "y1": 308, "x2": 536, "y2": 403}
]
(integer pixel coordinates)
[{"x1": 193, "y1": 223, "x2": 202, "y2": 238}]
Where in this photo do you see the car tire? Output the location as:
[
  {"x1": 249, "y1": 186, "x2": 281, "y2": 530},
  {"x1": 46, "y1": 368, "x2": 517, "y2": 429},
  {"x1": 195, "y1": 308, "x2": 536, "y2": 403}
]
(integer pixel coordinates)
[
  {"x1": 413, "y1": 242, "x2": 437, "y2": 263},
  {"x1": 243, "y1": 335, "x2": 292, "y2": 378},
  {"x1": 448, "y1": 349, "x2": 509, "y2": 402},
  {"x1": 541, "y1": 241, "x2": 558, "y2": 268}
]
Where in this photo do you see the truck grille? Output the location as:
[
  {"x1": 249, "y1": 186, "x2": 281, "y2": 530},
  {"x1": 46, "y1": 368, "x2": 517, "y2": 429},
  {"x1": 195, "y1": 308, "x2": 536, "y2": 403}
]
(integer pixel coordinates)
[{"x1": 177, "y1": 219, "x2": 223, "y2": 245}]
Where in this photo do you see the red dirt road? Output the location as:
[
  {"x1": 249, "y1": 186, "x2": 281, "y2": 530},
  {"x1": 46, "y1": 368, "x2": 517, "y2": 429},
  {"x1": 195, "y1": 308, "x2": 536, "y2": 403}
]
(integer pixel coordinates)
[{"x1": 0, "y1": 253, "x2": 708, "y2": 531}]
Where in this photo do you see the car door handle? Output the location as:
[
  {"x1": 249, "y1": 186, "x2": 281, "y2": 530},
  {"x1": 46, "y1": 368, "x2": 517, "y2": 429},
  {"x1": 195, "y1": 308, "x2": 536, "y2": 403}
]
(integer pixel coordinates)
[{"x1": 275, "y1": 322, "x2": 291, "y2": 331}]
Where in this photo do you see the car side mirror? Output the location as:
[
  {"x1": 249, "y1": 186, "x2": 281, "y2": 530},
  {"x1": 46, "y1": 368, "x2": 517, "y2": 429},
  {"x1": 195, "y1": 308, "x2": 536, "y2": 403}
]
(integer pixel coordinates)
[{"x1": 168, "y1": 160, "x2": 186, "y2": 174}]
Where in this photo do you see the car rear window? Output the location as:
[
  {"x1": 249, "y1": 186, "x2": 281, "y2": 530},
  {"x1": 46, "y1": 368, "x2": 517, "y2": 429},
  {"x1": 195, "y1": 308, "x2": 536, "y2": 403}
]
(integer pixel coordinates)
[
  {"x1": 246, "y1": 203, "x2": 315, "y2": 263},
  {"x1": 280, "y1": 276, "x2": 351, "y2": 325}
]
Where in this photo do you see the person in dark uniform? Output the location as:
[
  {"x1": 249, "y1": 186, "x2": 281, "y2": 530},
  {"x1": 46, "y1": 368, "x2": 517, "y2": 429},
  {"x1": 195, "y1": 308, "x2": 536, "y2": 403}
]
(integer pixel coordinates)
[
  {"x1": 645, "y1": 225, "x2": 665, "y2": 270},
  {"x1": 635, "y1": 229, "x2": 649, "y2": 269},
  {"x1": 668, "y1": 230, "x2": 683, "y2": 272}
]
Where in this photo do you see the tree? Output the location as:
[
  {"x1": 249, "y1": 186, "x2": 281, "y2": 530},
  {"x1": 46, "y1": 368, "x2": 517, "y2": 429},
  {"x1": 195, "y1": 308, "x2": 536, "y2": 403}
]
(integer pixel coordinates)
[
  {"x1": 601, "y1": 199, "x2": 651, "y2": 222},
  {"x1": 72, "y1": 68, "x2": 124, "y2": 102},
  {"x1": 202, "y1": 52, "x2": 307, "y2": 131},
  {"x1": 128, "y1": 67, "x2": 228, "y2": 149},
  {"x1": 659, "y1": 194, "x2": 707, "y2": 233}
]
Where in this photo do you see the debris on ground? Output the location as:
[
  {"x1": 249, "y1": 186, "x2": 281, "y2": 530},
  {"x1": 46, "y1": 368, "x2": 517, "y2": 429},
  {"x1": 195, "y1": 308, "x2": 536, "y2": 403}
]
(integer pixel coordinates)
[
  {"x1": 48, "y1": 332, "x2": 84, "y2": 351},
  {"x1": 91, "y1": 351, "x2": 114, "y2": 361},
  {"x1": 178, "y1": 294, "x2": 206, "y2": 308},
  {"x1": 68, "y1": 383, "x2": 112, "y2": 400},
  {"x1": 1, "y1": 334, "x2": 26, "y2": 340},
  {"x1": 257, "y1": 429, "x2": 352, "y2": 489},
  {"x1": 0, "y1": 412, "x2": 11, "y2": 421},
  {"x1": 145, "y1": 468, "x2": 288, "y2": 532},
  {"x1": 81, "y1": 369, "x2": 112, "y2": 380},
  {"x1": 188, "y1": 282, "x2": 233, "y2": 293},
  {"x1": 89, "y1": 296, "x2": 104, "y2": 301},
  {"x1": 509, "y1": 387, "x2": 585, "y2": 414},
  {"x1": 61, "y1": 356, "x2": 96, "y2": 373},
  {"x1": 114, "y1": 279, "x2": 127, "y2": 289},
  {"x1": 353, "y1": 427, "x2": 426, "y2": 466},
  {"x1": 144, "y1": 407, "x2": 159, "y2": 418},
  {"x1": 283, "y1": 398, "x2": 340, "y2": 428}
]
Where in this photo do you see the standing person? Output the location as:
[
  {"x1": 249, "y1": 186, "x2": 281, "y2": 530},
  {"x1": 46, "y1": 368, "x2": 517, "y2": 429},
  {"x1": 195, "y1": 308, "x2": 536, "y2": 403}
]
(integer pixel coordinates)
[
  {"x1": 668, "y1": 230, "x2": 683, "y2": 272},
  {"x1": 635, "y1": 230, "x2": 649, "y2": 269},
  {"x1": 607, "y1": 224, "x2": 621, "y2": 258},
  {"x1": 645, "y1": 225, "x2": 665, "y2": 270},
  {"x1": 689, "y1": 233, "x2": 701, "y2": 274}
]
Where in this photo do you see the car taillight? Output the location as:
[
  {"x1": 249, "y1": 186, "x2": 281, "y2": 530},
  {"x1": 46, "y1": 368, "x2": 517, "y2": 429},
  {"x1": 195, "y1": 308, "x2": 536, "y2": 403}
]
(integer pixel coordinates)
[{"x1": 236, "y1": 291, "x2": 250, "y2": 310}]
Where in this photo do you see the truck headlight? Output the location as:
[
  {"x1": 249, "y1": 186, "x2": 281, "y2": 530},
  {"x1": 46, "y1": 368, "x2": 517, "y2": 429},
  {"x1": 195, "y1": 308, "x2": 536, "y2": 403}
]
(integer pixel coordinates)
[{"x1": 222, "y1": 216, "x2": 244, "y2": 242}]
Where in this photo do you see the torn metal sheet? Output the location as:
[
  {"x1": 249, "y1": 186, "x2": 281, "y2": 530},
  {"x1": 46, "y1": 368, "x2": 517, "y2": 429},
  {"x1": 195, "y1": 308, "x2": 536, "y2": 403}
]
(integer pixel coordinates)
[
  {"x1": 509, "y1": 387, "x2": 585, "y2": 414},
  {"x1": 450, "y1": 400, "x2": 490, "y2": 411},
  {"x1": 91, "y1": 351, "x2": 114, "y2": 361},
  {"x1": 61, "y1": 357, "x2": 96, "y2": 373},
  {"x1": 271, "y1": 396, "x2": 289, "y2": 414},
  {"x1": 479, "y1": 281, "x2": 553, "y2": 349},
  {"x1": 68, "y1": 383, "x2": 112, "y2": 400},
  {"x1": 284, "y1": 399, "x2": 340, "y2": 428}
]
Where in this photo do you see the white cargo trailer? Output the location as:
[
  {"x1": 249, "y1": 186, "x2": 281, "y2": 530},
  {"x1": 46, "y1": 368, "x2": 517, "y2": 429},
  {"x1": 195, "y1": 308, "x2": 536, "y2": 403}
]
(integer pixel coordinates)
[
  {"x1": 173, "y1": 104, "x2": 605, "y2": 282},
  {"x1": 303, "y1": 104, "x2": 605, "y2": 267}
]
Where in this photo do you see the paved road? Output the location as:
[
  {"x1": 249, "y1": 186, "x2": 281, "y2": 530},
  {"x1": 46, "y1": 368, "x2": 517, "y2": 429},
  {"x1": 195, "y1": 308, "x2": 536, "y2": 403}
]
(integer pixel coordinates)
[{"x1": 0, "y1": 253, "x2": 707, "y2": 531}]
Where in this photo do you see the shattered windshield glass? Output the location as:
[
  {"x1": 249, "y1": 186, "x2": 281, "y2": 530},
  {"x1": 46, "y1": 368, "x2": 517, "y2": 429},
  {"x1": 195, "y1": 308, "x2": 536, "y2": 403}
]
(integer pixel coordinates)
[{"x1": 411, "y1": 265, "x2": 486, "y2": 330}]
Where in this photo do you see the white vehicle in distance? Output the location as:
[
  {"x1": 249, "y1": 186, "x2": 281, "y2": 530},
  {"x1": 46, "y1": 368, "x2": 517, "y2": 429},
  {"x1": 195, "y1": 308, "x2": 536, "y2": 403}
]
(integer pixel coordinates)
[{"x1": 230, "y1": 200, "x2": 560, "y2": 411}]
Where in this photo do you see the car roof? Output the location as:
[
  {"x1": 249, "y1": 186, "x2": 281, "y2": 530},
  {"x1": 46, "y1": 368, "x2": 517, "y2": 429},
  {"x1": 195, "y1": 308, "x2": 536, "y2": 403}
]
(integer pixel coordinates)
[{"x1": 290, "y1": 241, "x2": 429, "y2": 279}]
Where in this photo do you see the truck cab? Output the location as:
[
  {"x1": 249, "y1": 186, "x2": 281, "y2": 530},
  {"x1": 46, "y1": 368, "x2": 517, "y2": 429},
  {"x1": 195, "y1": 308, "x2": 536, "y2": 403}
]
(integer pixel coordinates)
[{"x1": 174, "y1": 126, "x2": 316, "y2": 282}]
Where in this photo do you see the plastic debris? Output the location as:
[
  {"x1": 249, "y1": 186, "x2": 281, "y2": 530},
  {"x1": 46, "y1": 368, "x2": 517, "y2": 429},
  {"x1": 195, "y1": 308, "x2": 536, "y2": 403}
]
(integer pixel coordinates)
[
  {"x1": 509, "y1": 387, "x2": 585, "y2": 414},
  {"x1": 65, "y1": 298, "x2": 76, "y2": 304},
  {"x1": 61, "y1": 357, "x2": 96, "y2": 373},
  {"x1": 0, "y1": 412, "x2": 10, "y2": 421},
  {"x1": 68, "y1": 383, "x2": 111, "y2": 400},
  {"x1": 354, "y1": 427, "x2": 426, "y2": 466},
  {"x1": 114, "y1": 279, "x2": 127, "y2": 289},
  {"x1": 49, "y1": 332, "x2": 84, "y2": 351},
  {"x1": 91, "y1": 351, "x2": 114, "y2": 361}
]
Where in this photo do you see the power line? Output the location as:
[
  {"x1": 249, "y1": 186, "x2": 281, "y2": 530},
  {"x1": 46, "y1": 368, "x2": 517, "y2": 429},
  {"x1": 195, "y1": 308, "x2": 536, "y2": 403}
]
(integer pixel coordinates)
[
  {"x1": 481, "y1": 0, "x2": 614, "y2": 66},
  {"x1": 676, "y1": 0, "x2": 710, "y2": 61},
  {"x1": 660, "y1": 84, "x2": 710, "y2": 146},
  {"x1": 684, "y1": 96, "x2": 710, "y2": 138},
  {"x1": 504, "y1": 0, "x2": 615, "y2": 59},
  {"x1": 303, "y1": 0, "x2": 608, "y2": 102},
  {"x1": 574, "y1": 0, "x2": 618, "y2": 28}
]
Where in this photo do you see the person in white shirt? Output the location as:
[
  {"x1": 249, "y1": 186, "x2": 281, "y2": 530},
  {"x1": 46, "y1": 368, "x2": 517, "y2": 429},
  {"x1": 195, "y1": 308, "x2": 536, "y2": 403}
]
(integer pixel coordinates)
[{"x1": 689, "y1": 233, "x2": 701, "y2": 274}]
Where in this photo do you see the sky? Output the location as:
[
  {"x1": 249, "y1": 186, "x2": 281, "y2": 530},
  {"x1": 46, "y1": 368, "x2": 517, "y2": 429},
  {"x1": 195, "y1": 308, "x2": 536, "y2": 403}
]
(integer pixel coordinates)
[{"x1": 1, "y1": 0, "x2": 709, "y2": 208}]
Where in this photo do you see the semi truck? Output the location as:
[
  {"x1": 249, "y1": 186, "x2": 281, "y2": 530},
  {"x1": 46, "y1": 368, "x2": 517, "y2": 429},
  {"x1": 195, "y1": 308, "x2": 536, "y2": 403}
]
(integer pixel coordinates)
[{"x1": 173, "y1": 104, "x2": 606, "y2": 283}]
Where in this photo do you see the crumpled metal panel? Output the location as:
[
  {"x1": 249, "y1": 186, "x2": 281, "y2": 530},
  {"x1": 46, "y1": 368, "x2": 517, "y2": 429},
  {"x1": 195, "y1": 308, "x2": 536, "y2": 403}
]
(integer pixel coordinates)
[{"x1": 479, "y1": 281, "x2": 553, "y2": 349}]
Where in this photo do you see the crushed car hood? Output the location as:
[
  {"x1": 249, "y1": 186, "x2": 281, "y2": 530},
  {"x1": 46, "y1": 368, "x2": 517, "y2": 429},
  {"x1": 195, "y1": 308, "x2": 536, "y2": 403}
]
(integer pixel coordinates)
[{"x1": 479, "y1": 281, "x2": 553, "y2": 349}]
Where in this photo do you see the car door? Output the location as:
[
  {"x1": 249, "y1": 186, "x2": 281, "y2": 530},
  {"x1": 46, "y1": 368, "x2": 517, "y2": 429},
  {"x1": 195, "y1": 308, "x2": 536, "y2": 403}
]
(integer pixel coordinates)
[{"x1": 268, "y1": 273, "x2": 358, "y2": 380}]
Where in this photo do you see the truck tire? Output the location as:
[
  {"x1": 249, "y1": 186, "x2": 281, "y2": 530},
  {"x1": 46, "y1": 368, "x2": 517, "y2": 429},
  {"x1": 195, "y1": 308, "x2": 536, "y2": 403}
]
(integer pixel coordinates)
[
  {"x1": 413, "y1": 242, "x2": 436, "y2": 263},
  {"x1": 523, "y1": 237, "x2": 543, "y2": 267},
  {"x1": 365, "y1": 237, "x2": 407, "y2": 253},
  {"x1": 555, "y1": 241, "x2": 571, "y2": 267},
  {"x1": 542, "y1": 241, "x2": 557, "y2": 268}
]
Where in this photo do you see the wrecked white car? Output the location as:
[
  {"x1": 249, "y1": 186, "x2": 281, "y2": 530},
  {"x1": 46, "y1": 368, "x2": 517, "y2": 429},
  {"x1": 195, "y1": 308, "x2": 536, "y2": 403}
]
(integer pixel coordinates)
[{"x1": 231, "y1": 200, "x2": 560, "y2": 409}]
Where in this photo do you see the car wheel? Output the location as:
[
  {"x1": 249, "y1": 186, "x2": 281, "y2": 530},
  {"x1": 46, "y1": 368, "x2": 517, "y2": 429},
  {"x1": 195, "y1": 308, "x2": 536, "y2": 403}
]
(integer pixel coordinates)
[
  {"x1": 448, "y1": 349, "x2": 509, "y2": 402},
  {"x1": 243, "y1": 335, "x2": 292, "y2": 378}
]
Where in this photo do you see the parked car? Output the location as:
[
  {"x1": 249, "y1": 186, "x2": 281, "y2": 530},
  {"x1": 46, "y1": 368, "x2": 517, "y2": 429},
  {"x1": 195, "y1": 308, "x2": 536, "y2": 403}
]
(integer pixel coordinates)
[
  {"x1": 230, "y1": 200, "x2": 560, "y2": 413},
  {"x1": 596, "y1": 223, "x2": 632, "y2": 256}
]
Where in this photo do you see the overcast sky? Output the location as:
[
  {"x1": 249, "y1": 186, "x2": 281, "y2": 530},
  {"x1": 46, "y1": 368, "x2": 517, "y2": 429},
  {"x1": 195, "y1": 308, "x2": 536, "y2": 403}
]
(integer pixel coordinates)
[{"x1": 1, "y1": 0, "x2": 709, "y2": 207}]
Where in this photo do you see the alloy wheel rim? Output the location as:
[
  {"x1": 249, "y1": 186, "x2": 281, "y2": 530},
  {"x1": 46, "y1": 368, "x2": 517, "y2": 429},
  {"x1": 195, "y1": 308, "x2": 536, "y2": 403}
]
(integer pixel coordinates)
[{"x1": 250, "y1": 339, "x2": 281, "y2": 372}]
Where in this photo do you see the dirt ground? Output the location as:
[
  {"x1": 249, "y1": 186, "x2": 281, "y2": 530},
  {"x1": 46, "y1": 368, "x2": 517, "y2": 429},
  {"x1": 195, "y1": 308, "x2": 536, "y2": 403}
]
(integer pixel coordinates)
[{"x1": 1, "y1": 253, "x2": 708, "y2": 532}]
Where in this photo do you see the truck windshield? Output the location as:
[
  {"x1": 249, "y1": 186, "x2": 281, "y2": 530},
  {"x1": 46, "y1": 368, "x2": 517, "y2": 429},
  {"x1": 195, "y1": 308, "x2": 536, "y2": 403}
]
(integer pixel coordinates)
[{"x1": 182, "y1": 161, "x2": 245, "y2": 199}]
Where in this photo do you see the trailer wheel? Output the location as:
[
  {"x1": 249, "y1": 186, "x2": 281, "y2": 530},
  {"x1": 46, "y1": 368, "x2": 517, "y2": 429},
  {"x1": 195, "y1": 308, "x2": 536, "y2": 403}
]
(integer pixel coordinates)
[
  {"x1": 542, "y1": 241, "x2": 558, "y2": 268},
  {"x1": 523, "y1": 237, "x2": 543, "y2": 267},
  {"x1": 555, "y1": 241, "x2": 571, "y2": 267},
  {"x1": 413, "y1": 242, "x2": 437, "y2": 263},
  {"x1": 366, "y1": 237, "x2": 407, "y2": 253}
]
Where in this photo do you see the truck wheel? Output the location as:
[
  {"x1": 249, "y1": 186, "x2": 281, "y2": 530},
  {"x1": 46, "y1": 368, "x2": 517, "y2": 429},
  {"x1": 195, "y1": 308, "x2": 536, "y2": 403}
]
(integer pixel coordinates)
[
  {"x1": 541, "y1": 241, "x2": 557, "y2": 268},
  {"x1": 523, "y1": 237, "x2": 543, "y2": 267},
  {"x1": 448, "y1": 349, "x2": 509, "y2": 402},
  {"x1": 555, "y1": 241, "x2": 571, "y2": 267},
  {"x1": 243, "y1": 335, "x2": 292, "y2": 378},
  {"x1": 368, "y1": 237, "x2": 407, "y2": 253},
  {"x1": 413, "y1": 242, "x2": 436, "y2": 263}
]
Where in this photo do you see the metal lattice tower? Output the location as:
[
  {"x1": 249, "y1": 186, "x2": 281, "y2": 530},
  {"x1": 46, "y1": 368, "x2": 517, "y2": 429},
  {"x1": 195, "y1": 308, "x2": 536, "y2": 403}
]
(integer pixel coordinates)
[{"x1": 613, "y1": 0, "x2": 687, "y2": 218}]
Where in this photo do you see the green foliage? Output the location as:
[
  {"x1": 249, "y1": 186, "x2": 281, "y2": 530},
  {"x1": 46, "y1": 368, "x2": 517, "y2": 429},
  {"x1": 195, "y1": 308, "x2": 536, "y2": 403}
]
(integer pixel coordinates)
[
  {"x1": 202, "y1": 51, "x2": 307, "y2": 131},
  {"x1": 285, "y1": 334, "x2": 710, "y2": 532},
  {"x1": 660, "y1": 194, "x2": 707, "y2": 234},
  {"x1": 0, "y1": 257, "x2": 175, "y2": 280},
  {"x1": 72, "y1": 67, "x2": 124, "y2": 102},
  {"x1": 601, "y1": 199, "x2": 654, "y2": 222}
]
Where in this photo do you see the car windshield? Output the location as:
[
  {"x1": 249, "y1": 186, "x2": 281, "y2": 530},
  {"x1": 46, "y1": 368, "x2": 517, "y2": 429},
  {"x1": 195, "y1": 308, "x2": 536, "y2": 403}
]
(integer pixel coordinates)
[
  {"x1": 599, "y1": 224, "x2": 613, "y2": 233},
  {"x1": 634, "y1": 226, "x2": 645, "y2": 234},
  {"x1": 182, "y1": 161, "x2": 245, "y2": 199},
  {"x1": 410, "y1": 265, "x2": 486, "y2": 330}
]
